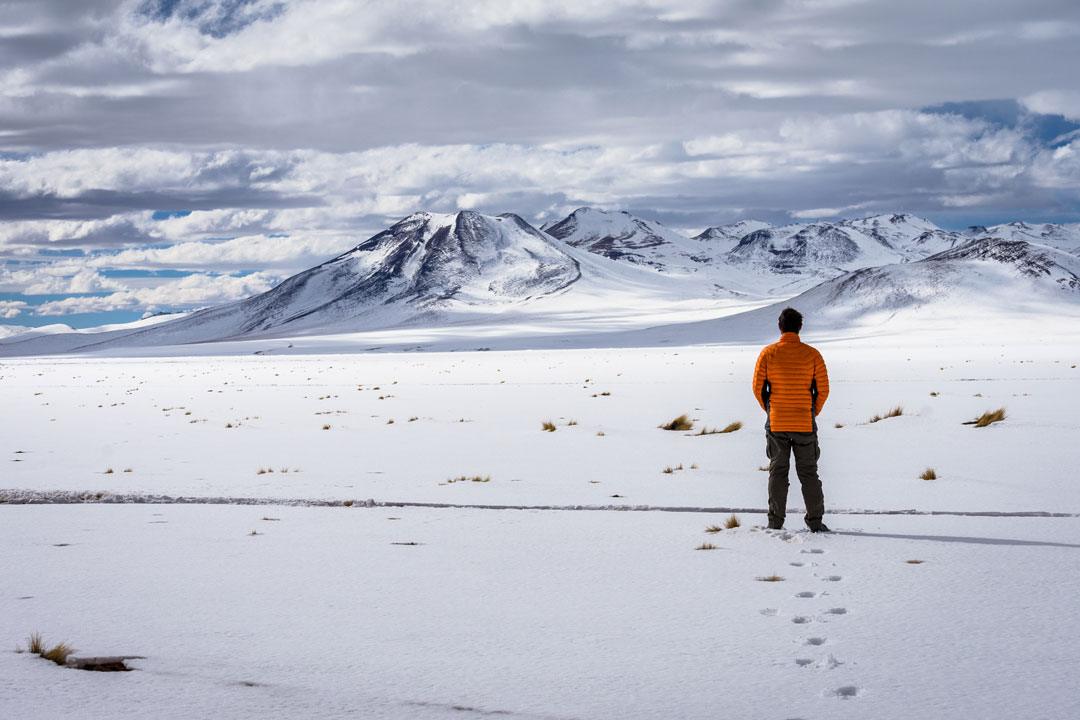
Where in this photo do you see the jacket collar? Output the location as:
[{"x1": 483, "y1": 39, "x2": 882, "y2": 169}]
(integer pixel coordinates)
[{"x1": 778, "y1": 332, "x2": 801, "y2": 344}]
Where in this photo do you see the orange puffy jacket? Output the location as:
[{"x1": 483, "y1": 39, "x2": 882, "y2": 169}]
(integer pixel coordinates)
[{"x1": 752, "y1": 332, "x2": 829, "y2": 433}]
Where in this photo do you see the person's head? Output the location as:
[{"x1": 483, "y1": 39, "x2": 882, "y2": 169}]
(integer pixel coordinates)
[{"x1": 778, "y1": 307, "x2": 803, "y2": 334}]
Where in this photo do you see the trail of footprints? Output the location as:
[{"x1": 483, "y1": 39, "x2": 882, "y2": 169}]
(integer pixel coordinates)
[{"x1": 760, "y1": 542, "x2": 861, "y2": 702}]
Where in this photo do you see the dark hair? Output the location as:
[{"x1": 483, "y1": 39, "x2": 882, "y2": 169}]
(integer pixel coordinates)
[{"x1": 778, "y1": 307, "x2": 803, "y2": 333}]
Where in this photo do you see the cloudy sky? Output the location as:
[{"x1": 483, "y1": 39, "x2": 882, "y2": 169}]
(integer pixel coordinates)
[{"x1": 2, "y1": 0, "x2": 1080, "y2": 327}]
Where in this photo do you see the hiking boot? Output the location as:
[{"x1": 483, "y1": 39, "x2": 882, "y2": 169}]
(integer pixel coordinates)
[{"x1": 808, "y1": 522, "x2": 831, "y2": 533}]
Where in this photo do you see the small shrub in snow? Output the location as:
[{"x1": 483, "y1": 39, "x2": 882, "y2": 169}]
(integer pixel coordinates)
[
  {"x1": 387, "y1": 418, "x2": 395, "y2": 424},
  {"x1": 965, "y1": 407, "x2": 1006, "y2": 428},
  {"x1": 906, "y1": 559, "x2": 925, "y2": 564},
  {"x1": 596, "y1": 431, "x2": 606, "y2": 437},
  {"x1": 756, "y1": 574, "x2": 785, "y2": 582},
  {"x1": 724, "y1": 514, "x2": 741, "y2": 529},
  {"x1": 867, "y1": 406, "x2": 903, "y2": 423},
  {"x1": 541, "y1": 420, "x2": 557, "y2": 432},
  {"x1": 448, "y1": 475, "x2": 491, "y2": 483},
  {"x1": 662, "y1": 466, "x2": 675, "y2": 474},
  {"x1": 919, "y1": 468, "x2": 937, "y2": 481},
  {"x1": 28, "y1": 633, "x2": 44, "y2": 655},
  {"x1": 704, "y1": 524, "x2": 724, "y2": 534},
  {"x1": 929, "y1": 391, "x2": 940, "y2": 397},
  {"x1": 41, "y1": 642, "x2": 75, "y2": 666},
  {"x1": 567, "y1": 419, "x2": 578, "y2": 426},
  {"x1": 695, "y1": 542, "x2": 718, "y2": 551},
  {"x1": 660, "y1": 414, "x2": 693, "y2": 431},
  {"x1": 103, "y1": 468, "x2": 114, "y2": 475},
  {"x1": 834, "y1": 423, "x2": 844, "y2": 429},
  {"x1": 695, "y1": 421, "x2": 742, "y2": 435},
  {"x1": 321, "y1": 424, "x2": 331, "y2": 430}
]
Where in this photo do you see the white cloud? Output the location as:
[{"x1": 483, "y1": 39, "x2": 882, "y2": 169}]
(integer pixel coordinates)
[
  {"x1": 0, "y1": 300, "x2": 28, "y2": 319},
  {"x1": 89, "y1": 233, "x2": 357, "y2": 272},
  {"x1": 32, "y1": 271, "x2": 282, "y2": 316},
  {"x1": 1023, "y1": 90, "x2": 1080, "y2": 121}
]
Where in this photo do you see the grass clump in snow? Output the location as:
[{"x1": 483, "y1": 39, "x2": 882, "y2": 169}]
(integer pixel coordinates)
[
  {"x1": 541, "y1": 420, "x2": 557, "y2": 432},
  {"x1": 704, "y1": 524, "x2": 724, "y2": 534},
  {"x1": 867, "y1": 406, "x2": 903, "y2": 423},
  {"x1": 103, "y1": 468, "x2": 114, "y2": 475},
  {"x1": 964, "y1": 407, "x2": 1006, "y2": 427},
  {"x1": 27, "y1": 634, "x2": 74, "y2": 666},
  {"x1": 724, "y1": 514, "x2": 741, "y2": 529},
  {"x1": 448, "y1": 475, "x2": 491, "y2": 484},
  {"x1": 756, "y1": 574, "x2": 785, "y2": 582},
  {"x1": 660, "y1": 414, "x2": 693, "y2": 431},
  {"x1": 321, "y1": 424, "x2": 331, "y2": 430},
  {"x1": 695, "y1": 542, "x2": 718, "y2": 551},
  {"x1": 834, "y1": 422, "x2": 844, "y2": 429},
  {"x1": 919, "y1": 468, "x2": 937, "y2": 481},
  {"x1": 567, "y1": 419, "x2": 578, "y2": 426},
  {"x1": 906, "y1": 559, "x2": 925, "y2": 564},
  {"x1": 695, "y1": 421, "x2": 742, "y2": 435}
]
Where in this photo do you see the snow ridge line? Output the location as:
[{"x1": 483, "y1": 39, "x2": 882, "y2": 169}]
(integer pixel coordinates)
[{"x1": 1, "y1": 489, "x2": 1077, "y2": 517}]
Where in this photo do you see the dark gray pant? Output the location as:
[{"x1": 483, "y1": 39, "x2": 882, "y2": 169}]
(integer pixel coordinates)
[{"x1": 766, "y1": 431, "x2": 824, "y2": 528}]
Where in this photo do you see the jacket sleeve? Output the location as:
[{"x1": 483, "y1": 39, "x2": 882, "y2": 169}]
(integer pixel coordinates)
[
  {"x1": 752, "y1": 348, "x2": 769, "y2": 412},
  {"x1": 813, "y1": 351, "x2": 830, "y2": 415}
]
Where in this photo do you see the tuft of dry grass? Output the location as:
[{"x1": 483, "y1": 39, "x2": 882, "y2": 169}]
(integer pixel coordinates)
[
  {"x1": 662, "y1": 466, "x2": 675, "y2": 474},
  {"x1": 448, "y1": 475, "x2": 491, "y2": 484},
  {"x1": 596, "y1": 431, "x2": 606, "y2": 437},
  {"x1": 660, "y1": 414, "x2": 694, "y2": 432},
  {"x1": 104, "y1": 468, "x2": 114, "y2": 475},
  {"x1": 704, "y1": 524, "x2": 724, "y2": 534},
  {"x1": 690, "y1": 463, "x2": 699, "y2": 470},
  {"x1": 695, "y1": 421, "x2": 742, "y2": 435},
  {"x1": 541, "y1": 420, "x2": 557, "y2": 432},
  {"x1": 695, "y1": 542, "x2": 718, "y2": 551},
  {"x1": 342, "y1": 500, "x2": 354, "y2": 507},
  {"x1": 724, "y1": 514, "x2": 741, "y2": 529},
  {"x1": 408, "y1": 416, "x2": 419, "y2": 422},
  {"x1": 834, "y1": 422, "x2": 844, "y2": 429},
  {"x1": 919, "y1": 468, "x2": 937, "y2": 481},
  {"x1": 867, "y1": 405, "x2": 903, "y2": 424},
  {"x1": 225, "y1": 422, "x2": 234, "y2": 429},
  {"x1": 929, "y1": 391, "x2": 940, "y2": 397},
  {"x1": 41, "y1": 641, "x2": 75, "y2": 666},
  {"x1": 965, "y1": 407, "x2": 1006, "y2": 428},
  {"x1": 386, "y1": 418, "x2": 395, "y2": 424},
  {"x1": 906, "y1": 559, "x2": 925, "y2": 564},
  {"x1": 567, "y1": 419, "x2": 578, "y2": 426},
  {"x1": 28, "y1": 632, "x2": 44, "y2": 655},
  {"x1": 321, "y1": 424, "x2": 331, "y2": 430},
  {"x1": 756, "y1": 574, "x2": 785, "y2": 582},
  {"x1": 123, "y1": 468, "x2": 133, "y2": 473}
]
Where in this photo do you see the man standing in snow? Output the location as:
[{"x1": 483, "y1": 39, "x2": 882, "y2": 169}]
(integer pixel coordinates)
[{"x1": 752, "y1": 307, "x2": 831, "y2": 532}]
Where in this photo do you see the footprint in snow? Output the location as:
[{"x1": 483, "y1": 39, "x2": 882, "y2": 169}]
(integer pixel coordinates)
[
  {"x1": 792, "y1": 616, "x2": 812, "y2": 624},
  {"x1": 822, "y1": 575, "x2": 842, "y2": 582},
  {"x1": 832, "y1": 685, "x2": 859, "y2": 699},
  {"x1": 795, "y1": 658, "x2": 814, "y2": 667},
  {"x1": 789, "y1": 561, "x2": 805, "y2": 567},
  {"x1": 795, "y1": 591, "x2": 816, "y2": 598},
  {"x1": 801, "y1": 548, "x2": 826, "y2": 554},
  {"x1": 805, "y1": 637, "x2": 827, "y2": 646},
  {"x1": 760, "y1": 608, "x2": 779, "y2": 617},
  {"x1": 825, "y1": 607, "x2": 848, "y2": 615}
]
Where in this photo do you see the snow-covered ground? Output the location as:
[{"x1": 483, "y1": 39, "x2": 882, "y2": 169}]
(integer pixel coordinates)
[{"x1": 3, "y1": 327, "x2": 1080, "y2": 718}]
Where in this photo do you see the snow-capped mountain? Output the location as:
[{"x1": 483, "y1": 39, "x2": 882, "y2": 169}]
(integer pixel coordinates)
[
  {"x1": 723, "y1": 213, "x2": 961, "y2": 279},
  {"x1": 543, "y1": 207, "x2": 702, "y2": 271},
  {"x1": 972, "y1": 221, "x2": 1080, "y2": 255},
  {"x1": 692, "y1": 220, "x2": 772, "y2": 253},
  {"x1": 835, "y1": 213, "x2": 961, "y2": 258},
  {"x1": 0, "y1": 212, "x2": 586, "y2": 354},
  {"x1": 747, "y1": 237, "x2": 1080, "y2": 331}
]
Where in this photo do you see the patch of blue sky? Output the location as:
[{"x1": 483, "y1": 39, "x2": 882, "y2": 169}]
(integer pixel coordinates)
[{"x1": 151, "y1": 209, "x2": 192, "y2": 220}]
